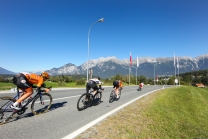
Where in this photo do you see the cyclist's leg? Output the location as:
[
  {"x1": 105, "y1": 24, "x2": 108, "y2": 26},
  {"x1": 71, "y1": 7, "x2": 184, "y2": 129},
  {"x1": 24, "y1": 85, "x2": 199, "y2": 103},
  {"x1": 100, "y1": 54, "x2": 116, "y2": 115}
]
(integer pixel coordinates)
[
  {"x1": 112, "y1": 82, "x2": 116, "y2": 98},
  {"x1": 115, "y1": 81, "x2": 120, "y2": 98},
  {"x1": 115, "y1": 85, "x2": 120, "y2": 98},
  {"x1": 18, "y1": 88, "x2": 33, "y2": 102},
  {"x1": 86, "y1": 83, "x2": 93, "y2": 101},
  {"x1": 91, "y1": 82, "x2": 98, "y2": 96},
  {"x1": 86, "y1": 83, "x2": 90, "y2": 93},
  {"x1": 12, "y1": 87, "x2": 33, "y2": 108}
]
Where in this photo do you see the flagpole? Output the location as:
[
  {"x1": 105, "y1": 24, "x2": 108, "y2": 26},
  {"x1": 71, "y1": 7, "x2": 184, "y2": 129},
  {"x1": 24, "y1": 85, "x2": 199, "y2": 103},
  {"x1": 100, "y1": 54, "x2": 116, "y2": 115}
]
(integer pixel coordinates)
[
  {"x1": 177, "y1": 56, "x2": 180, "y2": 86},
  {"x1": 136, "y1": 66, "x2": 137, "y2": 85},
  {"x1": 178, "y1": 66, "x2": 180, "y2": 85},
  {"x1": 129, "y1": 52, "x2": 132, "y2": 86},
  {"x1": 136, "y1": 56, "x2": 137, "y2": 85},
  {"x1": 174, "y1": 52, "x2": 176, "y2": 85},
  {"x1": 129, "y1": 67, "x2": 130, "y2": 85},
  {"x1": 136, "y1": 55, "x2": 139, "y2": 85}
]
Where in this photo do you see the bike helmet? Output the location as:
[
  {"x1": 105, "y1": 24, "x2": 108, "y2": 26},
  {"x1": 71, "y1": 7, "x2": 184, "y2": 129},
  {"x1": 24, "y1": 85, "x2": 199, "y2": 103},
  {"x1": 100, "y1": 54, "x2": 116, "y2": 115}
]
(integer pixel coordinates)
[
  {"x1": 97, "y1": 76, "x2": 100, "y2": 80},
  {"x1": 41, "y1": 71, "x2": 50, "y2": 80}
]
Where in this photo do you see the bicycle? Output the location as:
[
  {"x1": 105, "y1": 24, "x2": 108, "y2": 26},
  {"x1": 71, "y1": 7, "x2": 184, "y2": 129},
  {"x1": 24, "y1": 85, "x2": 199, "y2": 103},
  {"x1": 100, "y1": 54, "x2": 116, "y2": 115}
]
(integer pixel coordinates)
[
  {"x1": 0, "y1": 86, "x2": 53, "y2": 125},
  {"x1": 109, "y1": 87, "x2": 122, "y2": 103},
  {"x1": 77, "y1": 88, "x2": 104, "y2": 111},
  {"x1": 137, "y1": 84, "x2": 143, "y2": 91},
  {"x1": 137, "y1": 87, "x2": 142, "y2": 91}
]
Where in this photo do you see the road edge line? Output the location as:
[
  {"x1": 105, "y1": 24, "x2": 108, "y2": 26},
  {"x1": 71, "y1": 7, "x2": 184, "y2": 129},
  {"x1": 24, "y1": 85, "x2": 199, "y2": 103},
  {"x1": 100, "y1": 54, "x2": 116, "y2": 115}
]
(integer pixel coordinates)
[{"x1": 63, "y1": 88, "x2": 162, "y2": 139}]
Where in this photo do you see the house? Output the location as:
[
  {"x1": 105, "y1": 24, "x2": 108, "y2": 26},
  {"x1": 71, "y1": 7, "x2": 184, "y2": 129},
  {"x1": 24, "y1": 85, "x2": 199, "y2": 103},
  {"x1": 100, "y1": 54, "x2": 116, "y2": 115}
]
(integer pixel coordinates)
[{"x1": 195, "y1": 83, "x2": 205, "y2": 88}]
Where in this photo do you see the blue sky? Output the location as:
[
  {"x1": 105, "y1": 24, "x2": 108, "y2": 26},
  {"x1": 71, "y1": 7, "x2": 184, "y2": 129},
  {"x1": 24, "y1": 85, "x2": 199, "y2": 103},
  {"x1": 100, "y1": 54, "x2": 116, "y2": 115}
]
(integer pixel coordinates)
[{"x1": 1, "y1": 0, "x2": 208, "y2": 72}]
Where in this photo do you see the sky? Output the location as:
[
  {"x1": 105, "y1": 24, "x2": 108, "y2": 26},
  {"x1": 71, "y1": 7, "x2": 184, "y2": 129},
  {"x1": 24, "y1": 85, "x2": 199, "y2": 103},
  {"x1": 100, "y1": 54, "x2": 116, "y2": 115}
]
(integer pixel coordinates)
[{"x1": 1, "y1": 0, "x2": 208, "y2": 72}]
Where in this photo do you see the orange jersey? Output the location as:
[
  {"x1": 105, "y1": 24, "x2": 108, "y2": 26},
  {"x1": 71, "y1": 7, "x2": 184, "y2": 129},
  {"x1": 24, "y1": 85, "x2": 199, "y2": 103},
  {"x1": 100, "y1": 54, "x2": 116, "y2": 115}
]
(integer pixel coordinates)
[
  {"x1": 21, "y1": 72, "x2": 44, "y2": 87},
  {"x1": 119, "y1": 80, "x2": 123, "y2": 87}
]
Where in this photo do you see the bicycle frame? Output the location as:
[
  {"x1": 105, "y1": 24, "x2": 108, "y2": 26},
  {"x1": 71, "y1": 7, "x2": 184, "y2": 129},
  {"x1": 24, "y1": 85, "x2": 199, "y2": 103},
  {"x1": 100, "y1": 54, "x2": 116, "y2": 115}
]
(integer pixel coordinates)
[
  {"x1": 89, "y1": 88, "x2": 103, "y2": 95},
  {"x1": 21, "y1": 89, "x2": 44, "y2": 108},
  {"x1": 3, "y1": 87, "x2": 45, "y2": 111}
]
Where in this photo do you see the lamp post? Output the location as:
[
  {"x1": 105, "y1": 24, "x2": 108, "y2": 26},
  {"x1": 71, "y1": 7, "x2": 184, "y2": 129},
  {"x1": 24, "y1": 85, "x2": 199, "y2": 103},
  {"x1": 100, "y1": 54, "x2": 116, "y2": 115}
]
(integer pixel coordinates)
[
  {"x1": 154, "y1": 64, "x2": 156, "y2": 85},
  {"x1": 87, "y1": 18, "x2": 104, "y2": 81},
  {"x1": 150, "y1": 61, "x2": 157, "y2": 85}
]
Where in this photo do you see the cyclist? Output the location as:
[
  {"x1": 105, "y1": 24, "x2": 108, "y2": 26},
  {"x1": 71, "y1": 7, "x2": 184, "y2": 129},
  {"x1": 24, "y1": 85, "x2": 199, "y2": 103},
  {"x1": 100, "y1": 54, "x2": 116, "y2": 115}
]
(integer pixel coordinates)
[
  {"x1": 86, "y1": 76, "x2": 102, "y2": 96},
  {"x1": 113, "y1": 79, "x2": 123, "y2": 99},
  {"x1": 138, "y1": 82, "x2": 144, "y2": 90},
  {"x1": 11, "y1": 71, "x2": 50, "y2": 110}
]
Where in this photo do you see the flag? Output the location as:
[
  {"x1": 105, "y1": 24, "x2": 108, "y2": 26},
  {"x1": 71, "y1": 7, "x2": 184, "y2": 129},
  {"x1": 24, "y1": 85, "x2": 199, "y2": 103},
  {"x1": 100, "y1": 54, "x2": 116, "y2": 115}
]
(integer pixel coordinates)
[
  {"x1": 177, "y1": 56, "x2": 179, "y2": 68},
  {"x1": 137, "y1": 56, "x2": 139, "y2": 67},
  {"x1": 173, "y1": 52, "x2": 175, "y2": 66},
  {"x1": 130, "y1": 52, "x2": 132, "y2": 66}
]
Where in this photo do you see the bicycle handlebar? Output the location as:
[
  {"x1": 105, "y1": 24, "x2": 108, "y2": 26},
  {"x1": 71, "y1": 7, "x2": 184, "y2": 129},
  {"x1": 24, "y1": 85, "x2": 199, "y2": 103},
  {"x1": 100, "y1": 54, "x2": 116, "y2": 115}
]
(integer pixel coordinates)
[
  {"x1": 32, "y1": 85, "x2": 52, "y2": 89},
  {"x1": 32, "y1": 85, "x2": 52, "y2": 93}
]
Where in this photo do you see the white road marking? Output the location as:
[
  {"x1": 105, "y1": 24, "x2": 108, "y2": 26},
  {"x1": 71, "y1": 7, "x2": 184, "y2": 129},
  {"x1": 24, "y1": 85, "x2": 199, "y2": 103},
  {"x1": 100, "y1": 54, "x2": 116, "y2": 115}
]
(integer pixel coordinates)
[{"x1": 52, "y1": 95, "x2": 81, "y2": 101}]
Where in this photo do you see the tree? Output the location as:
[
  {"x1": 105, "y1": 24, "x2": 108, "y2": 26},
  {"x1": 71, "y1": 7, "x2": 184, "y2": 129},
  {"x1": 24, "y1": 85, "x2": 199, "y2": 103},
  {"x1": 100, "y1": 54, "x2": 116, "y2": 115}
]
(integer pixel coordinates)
[
  {"x1": 167, "y1": 76, "x2": 175, "y2": 85},
  {"x1": 202, "y1": 76, "x2": 208, "y2": 85}
]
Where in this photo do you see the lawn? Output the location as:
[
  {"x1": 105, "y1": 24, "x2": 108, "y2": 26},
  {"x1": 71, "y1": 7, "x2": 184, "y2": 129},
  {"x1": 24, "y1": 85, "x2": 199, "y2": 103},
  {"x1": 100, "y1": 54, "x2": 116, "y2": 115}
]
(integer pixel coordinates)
[{"x1": 77, "y1": 86, "x2": 208, "y2": 139}]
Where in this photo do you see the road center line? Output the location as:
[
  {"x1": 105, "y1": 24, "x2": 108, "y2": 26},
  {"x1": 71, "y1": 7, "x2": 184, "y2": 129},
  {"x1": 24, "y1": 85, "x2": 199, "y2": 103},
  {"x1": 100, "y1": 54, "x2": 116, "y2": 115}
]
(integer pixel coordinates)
[{"x1": 52, "y1": 95, "x2": 81, "y2": 101}]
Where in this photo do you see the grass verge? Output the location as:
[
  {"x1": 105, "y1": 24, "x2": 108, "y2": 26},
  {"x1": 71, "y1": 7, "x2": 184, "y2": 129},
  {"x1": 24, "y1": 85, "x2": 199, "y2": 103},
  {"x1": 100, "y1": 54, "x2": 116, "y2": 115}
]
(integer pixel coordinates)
[{"x1": 76, "y1": 86, "x2": 208, "y2": 139}]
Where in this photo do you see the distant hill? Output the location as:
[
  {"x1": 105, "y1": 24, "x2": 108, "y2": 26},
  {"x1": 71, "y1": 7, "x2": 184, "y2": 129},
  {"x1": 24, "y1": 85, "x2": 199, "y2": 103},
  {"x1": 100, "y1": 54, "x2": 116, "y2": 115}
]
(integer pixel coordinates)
[
  {"x1": 0, "y1": 67, "x2": 16, "y2": 74},
  {"x1": 1, "y1": 54, "x2": 208, "y2": 78},
  {"x1": 45, "y1": 55, "x2": 208, "y2": 78}
]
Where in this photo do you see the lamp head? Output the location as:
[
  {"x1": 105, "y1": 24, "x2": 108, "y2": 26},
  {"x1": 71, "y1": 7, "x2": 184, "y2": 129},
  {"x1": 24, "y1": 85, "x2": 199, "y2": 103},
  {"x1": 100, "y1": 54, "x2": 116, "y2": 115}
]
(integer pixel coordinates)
[{"x1": 98, "y1": 18, "x2": 104, "y2": 22}]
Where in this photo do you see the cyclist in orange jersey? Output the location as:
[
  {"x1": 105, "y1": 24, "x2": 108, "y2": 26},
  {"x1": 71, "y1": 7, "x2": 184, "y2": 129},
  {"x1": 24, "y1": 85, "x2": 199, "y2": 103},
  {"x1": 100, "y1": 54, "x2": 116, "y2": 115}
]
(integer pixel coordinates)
[{"x1": 11, "y1": 71, "x2": 50, "y2": 110}]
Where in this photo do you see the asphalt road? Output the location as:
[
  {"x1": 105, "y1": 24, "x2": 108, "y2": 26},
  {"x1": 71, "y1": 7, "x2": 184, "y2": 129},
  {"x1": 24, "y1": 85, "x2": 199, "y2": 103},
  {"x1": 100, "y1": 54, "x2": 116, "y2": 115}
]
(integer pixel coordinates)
[{"x1": 0, "y1": 85, "x2": 169, "y2": 139}]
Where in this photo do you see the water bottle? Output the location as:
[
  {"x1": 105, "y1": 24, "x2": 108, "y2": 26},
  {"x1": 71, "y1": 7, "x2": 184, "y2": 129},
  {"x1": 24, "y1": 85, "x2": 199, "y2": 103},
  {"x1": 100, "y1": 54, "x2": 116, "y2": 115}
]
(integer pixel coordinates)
[{"x1": 27, "y1": 96, "x2": 32, "y2": 103}]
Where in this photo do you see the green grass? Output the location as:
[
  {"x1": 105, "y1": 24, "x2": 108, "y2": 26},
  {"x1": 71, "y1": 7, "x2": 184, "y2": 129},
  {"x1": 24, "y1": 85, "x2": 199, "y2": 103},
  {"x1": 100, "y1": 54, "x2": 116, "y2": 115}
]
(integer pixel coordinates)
[
  {"x1": 77, "y1": 86, "x2": 208, "y2": 139},
  {"x1": 0, "y1": 82, "x2": 81, "y2": 90},
  {"x1": 0, "y1": 82, "x2": 16, "y2": 90},
  {"x1": 0, "y1": 81, "x2": 129, "y2": 90},
  {"x1": 140, "y1": 86, "x2": 208, "y2": 138}
]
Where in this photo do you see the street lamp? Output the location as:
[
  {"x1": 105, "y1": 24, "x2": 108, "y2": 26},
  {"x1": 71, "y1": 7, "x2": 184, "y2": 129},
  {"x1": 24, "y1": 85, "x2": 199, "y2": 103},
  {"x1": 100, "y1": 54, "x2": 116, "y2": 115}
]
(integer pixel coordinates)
[
  {"x1": 150, "y1": 61, "x2": 157, "y2": 85},
  {"x1": 87, "y1": 18, "x2": 104, "y2": 81},
  {"x1": 154, "y1": 64, "x2": 155, "y2": 85}
]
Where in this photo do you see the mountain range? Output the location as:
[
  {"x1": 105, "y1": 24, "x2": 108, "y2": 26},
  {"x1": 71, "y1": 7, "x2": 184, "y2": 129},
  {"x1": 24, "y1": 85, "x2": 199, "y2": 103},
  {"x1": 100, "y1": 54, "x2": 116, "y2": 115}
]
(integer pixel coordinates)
[{"x1": 1, "y1": 54, "x2": 208, "y2": 78}]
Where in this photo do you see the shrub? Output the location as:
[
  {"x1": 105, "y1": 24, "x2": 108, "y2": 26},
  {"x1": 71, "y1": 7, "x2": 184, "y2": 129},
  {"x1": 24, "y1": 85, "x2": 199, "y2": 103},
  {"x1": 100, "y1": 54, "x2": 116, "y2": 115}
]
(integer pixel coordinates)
[{"x1": 76, "y1": 79, "x2": 85, "y2": 86}]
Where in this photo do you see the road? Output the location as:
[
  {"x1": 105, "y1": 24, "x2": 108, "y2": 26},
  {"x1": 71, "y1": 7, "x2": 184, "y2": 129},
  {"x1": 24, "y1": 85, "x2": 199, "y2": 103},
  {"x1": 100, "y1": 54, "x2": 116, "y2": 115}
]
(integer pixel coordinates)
[{"x1": 0, "y1": 85, "x2": 169, "y2": 139}]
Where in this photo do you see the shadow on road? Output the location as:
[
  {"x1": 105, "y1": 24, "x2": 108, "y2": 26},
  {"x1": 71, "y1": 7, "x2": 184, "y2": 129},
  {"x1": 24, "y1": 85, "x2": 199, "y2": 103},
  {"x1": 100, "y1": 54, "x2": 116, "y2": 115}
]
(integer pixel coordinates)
[
  {"x1": 7, "y1": 101, "x2": 68, "y2": 124},
  {"x1": 49, "y1": 101, "x2": 67, "y2": 111}
]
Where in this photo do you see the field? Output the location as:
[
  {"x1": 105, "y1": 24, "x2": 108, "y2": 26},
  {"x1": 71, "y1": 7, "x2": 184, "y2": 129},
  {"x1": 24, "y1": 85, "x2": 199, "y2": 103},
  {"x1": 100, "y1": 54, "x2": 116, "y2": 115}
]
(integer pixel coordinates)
[
  {"x1": 0, "y1": 82, "x2": 82, "y2": 90},
  {"x1": 0, "y1": 82, "x2": 16, "y2": 90},
  {"x1": 0, "y1": 82, "x2": 128, "y2": 90},
  {"x1": 76, "y1": 86, "x2": 208, "y2": 139}
]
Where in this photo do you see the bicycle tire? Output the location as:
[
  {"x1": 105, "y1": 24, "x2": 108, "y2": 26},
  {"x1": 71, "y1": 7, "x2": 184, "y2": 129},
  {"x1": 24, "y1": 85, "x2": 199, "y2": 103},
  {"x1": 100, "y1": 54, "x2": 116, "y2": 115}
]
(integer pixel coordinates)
[
  {"x1": 137, "y1": 87, "x2": 142, "y2": 91},
  {"x1": 31, "y1": 93, "x2": 52, "y2": 115},
  {"x1": 109, "y1": 90, "x2": 115, "y2": 103},
  {"x1": 0, "y1": 96, "x2": 16, "y2": 125},
  {"x1": 77, "y1": 93, "x2": 93, "y2": 111},
  {"x1": 93, "y1": 91, "x2": 102, "y2": 106}
]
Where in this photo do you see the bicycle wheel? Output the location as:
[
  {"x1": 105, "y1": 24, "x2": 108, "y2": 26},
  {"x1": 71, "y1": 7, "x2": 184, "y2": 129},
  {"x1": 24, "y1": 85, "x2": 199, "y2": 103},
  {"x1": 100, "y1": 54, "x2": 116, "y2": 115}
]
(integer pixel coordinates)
[
  {"x1": 109, "y1": 90, "x2": 115, "y2": 103},
  {"x1": 31, "y1": 93, "x2": 52, "y2": 115},
  {"x1": 0, "y1": 97, "x2": 16, "y2": 125},
  {"x1": 93, "y1": 91, "x2": 102, "y2": 106},
  {"x1": 77, "y1": 93, "x2": 93, "y2": 111}
]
